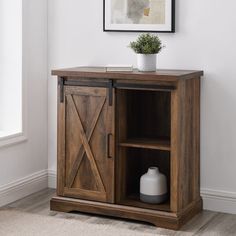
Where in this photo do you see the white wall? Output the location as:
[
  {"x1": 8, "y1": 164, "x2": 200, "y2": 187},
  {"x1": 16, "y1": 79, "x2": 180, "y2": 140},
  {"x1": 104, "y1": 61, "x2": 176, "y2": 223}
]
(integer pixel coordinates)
[
  {"x1": 0, "y1": 0, "x2": 48, "y2": 205},
  {"x1": 48, "y1": 0, "x2": 236, "y2": 213}
]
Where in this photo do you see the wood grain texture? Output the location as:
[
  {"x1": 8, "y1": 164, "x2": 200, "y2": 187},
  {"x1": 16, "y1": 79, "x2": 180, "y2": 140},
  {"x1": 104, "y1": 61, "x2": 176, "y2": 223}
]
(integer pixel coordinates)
[
  {"x1": 67, "y1": 96, "x2": 106, "y2": 187},
  {"x1": 170, "y1": 78, "x2": 201, "y2": 212},
  {"x1": 125, "y1": 90, "x2": 171, "y2": 140},
  {"x1": 54, "y1": 68, "x2": 202, "y2": 230},
  {"x1": 115, "y1": 89, "x2": 127, "y2": 204},
  {"x1": 50, "y1": 196, "x2": 202, "y2": 230},
  {"x1": 58, "y1": 86, "x2": 115, "y2": 203},
  {"x1": 119, "y1": 194, "x2": 170, "y2": 212},
  {"x1": 67, "y1": 94, "x2": 106, "y2": 193},
  {"x1": 119, "y1": 138, "x2": 170, "y2": 151},
  {"x1": 52, "y1": 67, "x2": 203, "y2": 82},
  {"x1": 170, "y1": 81, "x2": 183, "y2": 212}
]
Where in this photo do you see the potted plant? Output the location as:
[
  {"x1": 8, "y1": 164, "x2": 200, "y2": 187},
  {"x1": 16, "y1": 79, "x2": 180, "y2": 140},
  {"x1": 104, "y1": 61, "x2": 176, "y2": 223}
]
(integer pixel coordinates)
[{"x1": 129, "y1": 33, "x2": 164, "y2": 72}]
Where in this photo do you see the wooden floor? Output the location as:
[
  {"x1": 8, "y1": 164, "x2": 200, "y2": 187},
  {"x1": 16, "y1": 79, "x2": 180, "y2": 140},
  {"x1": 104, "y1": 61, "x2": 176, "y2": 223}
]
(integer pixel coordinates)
[{"x1": 2, "y1": 188, "x2": 236, "y2": 235}]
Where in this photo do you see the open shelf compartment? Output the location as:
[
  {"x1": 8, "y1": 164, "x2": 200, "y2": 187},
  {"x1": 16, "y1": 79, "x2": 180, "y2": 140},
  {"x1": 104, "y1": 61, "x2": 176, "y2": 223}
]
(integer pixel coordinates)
[
  {"x1": 116, "y1": 89, "x2": 171, "y2": 148},
  {"x1": 116, "y1": 147, "x2": 171, "y2": 212},
  {"x1": 116, "y1": 88, "x2": 172, "y2": 211}
]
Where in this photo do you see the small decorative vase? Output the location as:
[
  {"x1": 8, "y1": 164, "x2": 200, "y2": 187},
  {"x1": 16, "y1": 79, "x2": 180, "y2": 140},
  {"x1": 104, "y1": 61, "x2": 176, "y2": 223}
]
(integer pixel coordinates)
[
  {"x1": 140, "y1": 167, "x2": 168, "y2": 204},
  {"x1": 137, "y1": 54, "x2": 157, "y2": 72}
]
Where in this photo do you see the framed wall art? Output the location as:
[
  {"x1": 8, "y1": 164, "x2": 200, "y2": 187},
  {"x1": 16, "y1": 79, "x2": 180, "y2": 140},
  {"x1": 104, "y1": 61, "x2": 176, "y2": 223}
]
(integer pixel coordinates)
[{"x1": 103, "y1": 0, "x2": 175, "y2": 33}]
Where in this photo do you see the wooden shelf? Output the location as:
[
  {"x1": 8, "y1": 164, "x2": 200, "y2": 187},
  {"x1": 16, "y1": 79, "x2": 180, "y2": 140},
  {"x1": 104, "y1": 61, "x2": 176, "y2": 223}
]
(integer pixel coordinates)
[
  {"x1": 119, "y1": 138, "x2": 170, "y2": 151},
  {"x1": 119, "y1": 194, "x2": 170, "y2": 212}
]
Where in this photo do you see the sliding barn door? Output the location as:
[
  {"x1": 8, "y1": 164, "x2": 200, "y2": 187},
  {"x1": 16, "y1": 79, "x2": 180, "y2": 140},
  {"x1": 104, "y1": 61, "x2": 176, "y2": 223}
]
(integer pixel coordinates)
[{"x1": 57, "y1": 85, "x2": 115, "y2": 203}]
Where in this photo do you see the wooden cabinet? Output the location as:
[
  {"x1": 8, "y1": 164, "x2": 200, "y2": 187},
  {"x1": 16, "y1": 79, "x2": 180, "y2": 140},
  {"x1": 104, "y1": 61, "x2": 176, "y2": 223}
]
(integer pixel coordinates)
[{"x1": 51, "y1": 67, "x2": 203, "y2": 230}]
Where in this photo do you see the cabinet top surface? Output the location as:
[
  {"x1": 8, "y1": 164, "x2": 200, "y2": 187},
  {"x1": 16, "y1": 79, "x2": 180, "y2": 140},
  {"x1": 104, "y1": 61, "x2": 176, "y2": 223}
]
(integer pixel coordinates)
[{"x1": 52, "y1": 67, "x2": 203, "y2": 82}]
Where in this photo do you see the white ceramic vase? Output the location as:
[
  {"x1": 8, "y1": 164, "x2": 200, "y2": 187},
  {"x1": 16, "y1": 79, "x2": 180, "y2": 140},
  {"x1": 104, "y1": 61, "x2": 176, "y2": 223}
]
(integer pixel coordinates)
[
  {"x1": 137, "y1": 54, "x2": 157, "y2": 72},
  {"x1": 140, "y1": 167, "x2": 168, "y2": 204}
]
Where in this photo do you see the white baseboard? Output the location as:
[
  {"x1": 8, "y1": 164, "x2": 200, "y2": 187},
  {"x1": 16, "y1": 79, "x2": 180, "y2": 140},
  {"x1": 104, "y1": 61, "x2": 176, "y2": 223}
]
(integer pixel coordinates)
[
  {"x1": 201, "y1": 188, "x2": 236, "y2": 214},
  {"x1": 0, "y1": 170, "x2": 48, "y2": 207},
  {"x1": 48, "y1": 169, "x2": 56, "y2": 189}
]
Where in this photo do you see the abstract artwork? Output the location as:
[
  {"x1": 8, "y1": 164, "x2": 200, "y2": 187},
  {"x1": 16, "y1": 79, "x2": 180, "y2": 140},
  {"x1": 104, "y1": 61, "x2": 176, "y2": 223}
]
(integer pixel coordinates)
[{"x1": 103, "y1": 0, "x2": 174, "y2": 32}]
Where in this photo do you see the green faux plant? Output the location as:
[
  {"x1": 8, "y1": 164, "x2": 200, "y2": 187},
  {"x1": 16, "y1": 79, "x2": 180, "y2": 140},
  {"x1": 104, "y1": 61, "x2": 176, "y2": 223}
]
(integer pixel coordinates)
[{"x1": 129, "y1": 33, "x2": 164, "y2": 54}]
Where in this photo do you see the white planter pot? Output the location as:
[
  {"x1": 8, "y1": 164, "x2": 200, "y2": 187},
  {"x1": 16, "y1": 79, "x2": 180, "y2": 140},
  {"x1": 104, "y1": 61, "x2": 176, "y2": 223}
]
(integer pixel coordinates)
[
  {"x1": 140, "y1": 167, "x2": 168, "y2": 204},
  {"x1": 137, "y1": 54, "x2": 157, "y2": 72}
]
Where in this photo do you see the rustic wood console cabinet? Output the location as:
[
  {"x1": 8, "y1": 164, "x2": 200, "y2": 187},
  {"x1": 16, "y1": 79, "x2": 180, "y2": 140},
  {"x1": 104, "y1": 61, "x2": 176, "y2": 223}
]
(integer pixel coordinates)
[{"x1": 50, "y1": 67, "x2": 203, "y2": 230}]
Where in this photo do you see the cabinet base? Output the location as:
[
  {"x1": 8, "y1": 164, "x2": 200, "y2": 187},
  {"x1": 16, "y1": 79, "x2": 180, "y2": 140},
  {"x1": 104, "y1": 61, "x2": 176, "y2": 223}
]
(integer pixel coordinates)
[{"x1": 50, "y1": 196, "x2": 202, "y2": 230}]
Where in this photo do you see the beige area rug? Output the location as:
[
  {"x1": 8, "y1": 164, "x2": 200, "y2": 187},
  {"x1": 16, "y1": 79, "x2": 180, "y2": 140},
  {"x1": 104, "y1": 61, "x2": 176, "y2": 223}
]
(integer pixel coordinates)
[{"x1": 0, "y1": 210, "x2": 162, "y2": 236}]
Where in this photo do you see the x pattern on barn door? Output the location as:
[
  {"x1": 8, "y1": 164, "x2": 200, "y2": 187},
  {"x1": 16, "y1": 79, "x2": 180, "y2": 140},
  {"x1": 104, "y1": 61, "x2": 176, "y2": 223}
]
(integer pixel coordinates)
[{"x1": 62, "y1": 87, "x2": 113, "y2": 202}]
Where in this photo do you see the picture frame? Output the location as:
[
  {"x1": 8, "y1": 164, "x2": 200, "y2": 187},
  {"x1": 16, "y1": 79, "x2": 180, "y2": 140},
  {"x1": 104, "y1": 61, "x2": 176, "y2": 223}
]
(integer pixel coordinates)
[{"x1": 103, "y1": 0, "x2": 175, "y2": 33}]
